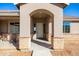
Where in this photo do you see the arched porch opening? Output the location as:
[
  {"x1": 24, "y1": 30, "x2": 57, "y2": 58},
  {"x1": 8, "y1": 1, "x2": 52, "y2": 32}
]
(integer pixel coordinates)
[{"x1": 30, "y1": 9, "x2": 54, "y2": 47}]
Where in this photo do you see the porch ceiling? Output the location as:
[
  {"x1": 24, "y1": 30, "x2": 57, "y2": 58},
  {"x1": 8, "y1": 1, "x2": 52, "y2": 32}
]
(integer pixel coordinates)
[
  {"x1": 31, "y1": 12, "x2": 50, "y2": 19},
  {"x1": 31, "y1": 9, "x2": 51, "y2": 19}
]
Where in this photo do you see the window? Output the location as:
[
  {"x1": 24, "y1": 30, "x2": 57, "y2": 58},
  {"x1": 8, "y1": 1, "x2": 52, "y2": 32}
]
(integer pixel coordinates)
[
  {"x1": 10, "y1": 22, "x2": 19, "y2": 34},
  {"x1": 63, "y1": 21, "x2": 70, "y2": 33}
]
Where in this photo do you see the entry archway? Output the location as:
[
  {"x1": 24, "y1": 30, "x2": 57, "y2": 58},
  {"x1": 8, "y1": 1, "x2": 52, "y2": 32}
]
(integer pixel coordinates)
[
  {"x1": 30, "y1": 9, "x2": 54, "y2": 43},
  {"x1": 20, "y1": 3, "x2": 64, "y2": 51}
]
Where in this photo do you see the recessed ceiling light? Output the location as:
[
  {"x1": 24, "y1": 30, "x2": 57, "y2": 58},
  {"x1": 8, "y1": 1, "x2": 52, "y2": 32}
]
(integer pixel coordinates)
[{"x1": 39, "y1": 12, "x2": 42, "y2": 13}]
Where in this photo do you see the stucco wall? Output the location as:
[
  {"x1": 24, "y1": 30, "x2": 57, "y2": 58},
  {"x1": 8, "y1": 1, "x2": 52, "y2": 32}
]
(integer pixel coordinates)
[{"x1": 70, "y1": 22, "x2": 79, "y2": 34}]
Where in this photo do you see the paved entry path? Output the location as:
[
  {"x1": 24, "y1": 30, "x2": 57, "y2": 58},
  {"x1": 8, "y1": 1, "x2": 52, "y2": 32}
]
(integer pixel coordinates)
[{"x1": 31, "y1": 39, "x2": 52, "y2": 56}]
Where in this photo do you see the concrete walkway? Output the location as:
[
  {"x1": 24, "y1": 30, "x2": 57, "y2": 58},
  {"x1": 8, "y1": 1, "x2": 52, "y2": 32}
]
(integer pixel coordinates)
[{"x1": 31, "y1": 39, "x2": 52, "y2": 56}]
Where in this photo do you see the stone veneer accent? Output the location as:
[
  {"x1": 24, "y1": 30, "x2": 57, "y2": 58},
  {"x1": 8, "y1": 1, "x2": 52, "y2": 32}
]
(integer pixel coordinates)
[{"x1": 19, "y1": 37, "x2": 31, "y2": 51}]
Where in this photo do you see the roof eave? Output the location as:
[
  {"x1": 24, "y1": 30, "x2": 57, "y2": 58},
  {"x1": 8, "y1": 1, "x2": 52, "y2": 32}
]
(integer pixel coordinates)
[
  {"x1": 51, "y1": 3, "x2": 67, "y2": 9},
  {"x1": 16, "y1": 3, "x2": 67, "y2": 9}
]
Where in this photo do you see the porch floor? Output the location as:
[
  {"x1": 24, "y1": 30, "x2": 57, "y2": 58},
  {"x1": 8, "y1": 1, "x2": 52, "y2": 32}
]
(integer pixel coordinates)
[{"x1": 31, "y1": 39, "x2": 52, "y2": 56}]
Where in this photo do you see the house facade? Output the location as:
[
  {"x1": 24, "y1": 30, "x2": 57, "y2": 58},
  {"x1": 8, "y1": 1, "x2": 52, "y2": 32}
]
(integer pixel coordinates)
[{"x1": 0, "y1": 3, "x2": 79, "y2": 52}]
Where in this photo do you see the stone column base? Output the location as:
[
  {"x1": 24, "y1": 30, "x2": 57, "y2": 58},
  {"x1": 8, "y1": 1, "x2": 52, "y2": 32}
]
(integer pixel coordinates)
[
  {"x1": 48, "y1": 34, "x2": 52, "y2": 44},
  {"x1": 19, "y1": 37, "x2": 31, "y2": 51},
  {"x1": 53, "y1": 37, "x2": 64, "y2": 50}
]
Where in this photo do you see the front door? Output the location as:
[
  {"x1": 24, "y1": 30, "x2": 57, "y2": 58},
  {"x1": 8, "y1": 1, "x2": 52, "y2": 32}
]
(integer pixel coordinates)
[{"x1": 36, "y1": 23, "x2": 43, "y2": 39}]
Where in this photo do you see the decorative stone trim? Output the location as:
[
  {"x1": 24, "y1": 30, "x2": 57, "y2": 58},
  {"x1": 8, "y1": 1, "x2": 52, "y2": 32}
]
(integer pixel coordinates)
[
  {"x1": 19, "y1": 37, "x2": 31, "y2": 51},
  {"x1": 54, "y1": 37, "x2": 64, "y2": 39}
]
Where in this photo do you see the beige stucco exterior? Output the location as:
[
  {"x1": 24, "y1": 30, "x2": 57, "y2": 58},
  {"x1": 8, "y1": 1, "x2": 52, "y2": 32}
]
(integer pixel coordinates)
[
  {"x1": 1, "y1": 3, "x2": 79, "y2": 52},
  {"x1": 70, "y1": 23, "x2": 79, "y2": 34}
]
